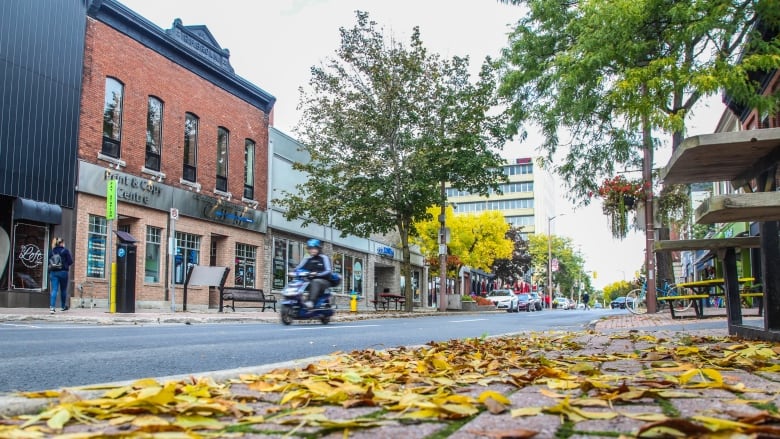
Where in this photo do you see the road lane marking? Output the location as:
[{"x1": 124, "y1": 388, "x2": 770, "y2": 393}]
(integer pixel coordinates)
[
  {"x1": 449, "y1": 319, "x2": 488, "y2": 323},
  {"x1": 283, "y1": 324, "x2": 381, "y2": 331}
]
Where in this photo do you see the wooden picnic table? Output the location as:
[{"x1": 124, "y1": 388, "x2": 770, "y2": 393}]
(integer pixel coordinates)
[
  {"x1": 660, "y1": 127, "x2": 780, "y2": 340},
  {"x1": 380, "y1": 293, "x2": 405, "y2": 311}
]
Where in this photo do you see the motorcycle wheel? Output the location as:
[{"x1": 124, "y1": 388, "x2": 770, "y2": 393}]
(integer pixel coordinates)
[
  {"x1": 320, "y1": 314, "x2": 330, "y2": 325},
  {"x1": 280, "y1": 305, "x2": 294, "y2": 325}
]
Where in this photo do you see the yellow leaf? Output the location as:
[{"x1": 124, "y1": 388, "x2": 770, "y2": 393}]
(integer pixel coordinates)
[
  {"x1": 700, "y1": 368, "x2": 723, "y2": 385},
  {"x1": 511, "y1": 406, "x2": 543, "y2": 417},
  {"x1": 432, "y1": 356, "x2": 450, "y2": 370},
  {"x1": 103, "y1": 386, "x2": 131, "y2": 399},
  {"x1": 400, "y1": 408, "x2": 443, "y2": 419},
  {"x1": 546, "y1": 378, "x2": 580, "y2": 390},
  {"x1": 478, "y1": 390, "x2": 511, "y2": 405},
  {"x1": 621, "y1": 412, "x2": 668, "y2": 422},
  {"x1": 174, "y1": 415, "x2": 225, "y2": 429},
  {"x1": 691, "y1": 415, "x2": 752, "y2": 431},
  {"x1": 46, "y1": 408, "x2": 70, "y2": 430},
  {"x1": 18, "y1": 390, "x2": 60, "y2": 399},
  {"x1": 678, "y1": 369, "x2": 699, "y2": 385},
  {"x1": 131, "y1": 415, "x2": 170, "y2": 427}
]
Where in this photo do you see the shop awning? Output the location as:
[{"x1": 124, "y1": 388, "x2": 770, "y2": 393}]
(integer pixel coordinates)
[{"x1": 13, "y1": 198, "x2": 62, "y2": 224}]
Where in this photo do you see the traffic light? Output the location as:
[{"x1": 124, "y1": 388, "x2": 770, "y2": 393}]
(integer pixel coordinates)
[{"x1": 592, "y1": 271, "x2": 597, "y2": 279}]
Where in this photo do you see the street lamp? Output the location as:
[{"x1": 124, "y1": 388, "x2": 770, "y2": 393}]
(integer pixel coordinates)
[{"x1": 547, "y1": 214, "x2": 564, "y2": 306}]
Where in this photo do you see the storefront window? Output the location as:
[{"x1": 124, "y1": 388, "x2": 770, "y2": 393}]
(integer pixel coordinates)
[
  {"x1": 174, "y1": 232, "x2": 200, "y2": 284},
  {"x1": 145, "y1": 226, "x2": 161, "y2": 283},
  {"x1": 271, "y1": 238, "x2": 304, "y2": 290},
  {"x1": 331, "y1": 253, "x2": 343, "y2": 293},
  {"x1": 12, "y1": 223, "x2": 47, "y2": 290},
  {"x1": 235, "y1": 243, "x2": 256, "y2": 288},
  {"x1": 87, "y1": 215, "x2": 107, "y2": 278}
]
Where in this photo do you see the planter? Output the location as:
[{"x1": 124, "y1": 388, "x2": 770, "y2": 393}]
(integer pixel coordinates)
[{"x1": 623, "y1": 195, "x2": 636, "y2": 209}]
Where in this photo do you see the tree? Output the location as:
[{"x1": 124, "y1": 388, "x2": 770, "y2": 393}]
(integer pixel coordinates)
[
  {"x1": 412, "y1": 206, "x2": 513, "y2": 292},
  {"x1": 491, "y1": 226, "x2": 532, "y2": 286},
  {"x1": 498, "y1": 0, "x2": 780, "y2": 302},
  {"x1": 526, "y1": 233, "x2": 583, "y2": 298},
  {"x1": 278, "y1": 12, "x2": 507, "y2": 311}
]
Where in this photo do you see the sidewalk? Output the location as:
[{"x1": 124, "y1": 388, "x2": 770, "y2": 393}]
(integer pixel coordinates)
[{"x1": 1, "y1": 307, "x2": 776, "y2": 438}]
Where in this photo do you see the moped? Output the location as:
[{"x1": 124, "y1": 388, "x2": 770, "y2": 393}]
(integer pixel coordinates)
[{"x1": 280, "y1": 270, "x2": 335, "y2": 325}]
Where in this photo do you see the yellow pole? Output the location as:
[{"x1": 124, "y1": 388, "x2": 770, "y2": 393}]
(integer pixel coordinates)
[{"x1": 110, "y1": 262, "x2": 117, "y2": 313}]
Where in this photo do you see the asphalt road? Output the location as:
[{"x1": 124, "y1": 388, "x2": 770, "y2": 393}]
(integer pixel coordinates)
[{"x1": 0, "y1": 309, "x2": 614, "y2": 393}]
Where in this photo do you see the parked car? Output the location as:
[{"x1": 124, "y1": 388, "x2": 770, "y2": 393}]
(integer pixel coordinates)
[
  {"x1": 529, "y1": 292, "x2": 543, "y2": 311},
  {"x1": 515, "y1": 293, "x2": 534, "y2": 312},
  {"x1": 610, "y1": 296, "x2": 634, "y2": 309},
  {"x1": 594, "y1": 302, "x2": 603, "y2": 309},
  {"x1": 487, "y1": 289, "x2": 519, "y2": 312},
  {"x1": 552, "y1": 296, "x2": 567, "y2": 309}
]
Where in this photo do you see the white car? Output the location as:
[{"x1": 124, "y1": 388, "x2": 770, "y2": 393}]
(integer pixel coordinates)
[{"x1": 487, "y1": 289, "x2": 519, "y2": 312}]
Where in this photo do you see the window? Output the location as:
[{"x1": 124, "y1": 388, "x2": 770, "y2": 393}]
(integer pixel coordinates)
[
  {"x1": 244, "y1": 139, "x2": 255, "y2": 199},
  {"x1": 216, "y1": 127, "x2": 229, "y2": 192},
  {"x1": 234, "y1": 243, "x2": 256, "y2": 288},
  {"x1": 271, "y1": 238, "x2": 304, "y2": 290},
  {"x1": 86, "y1": 215, "x2": 108, "y2": 278},
  {"x1": 173, "y1": 232, "x2": 200, "y2": 284},
  {"x1": 102, "y1": 78, "x2": 124, "y2": 158},
  {"x1": 146, "y1": 97, "x2": 163, "y2": 171},
  {"x1": 183, "y1": 113, "x2": 199, "y2": 182},
  {"x1": 145, "y1": 226, "x2": 162, "y2": 283}
]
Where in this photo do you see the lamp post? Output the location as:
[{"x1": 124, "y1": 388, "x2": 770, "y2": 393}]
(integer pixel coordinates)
[
  {"x1": 547, "y1": 214, "x2": 564, "y2": 307},
  {"x1": 439, "y1": 181, "x2": 447, "y2": 313}
]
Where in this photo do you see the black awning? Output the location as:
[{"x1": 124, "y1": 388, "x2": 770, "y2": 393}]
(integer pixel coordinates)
[{"x1": 13, "y1": 198, "x2": 62, "y2": 224}]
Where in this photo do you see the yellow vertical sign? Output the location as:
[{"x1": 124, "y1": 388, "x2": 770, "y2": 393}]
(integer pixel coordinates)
[{"x1": 106, "y1": 180, "x2": 117, "y2": 220}]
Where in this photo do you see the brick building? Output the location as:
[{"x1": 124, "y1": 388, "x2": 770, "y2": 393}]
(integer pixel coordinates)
[{"x1": 74, "y1": 1, "x2": 274, "y2": 309}]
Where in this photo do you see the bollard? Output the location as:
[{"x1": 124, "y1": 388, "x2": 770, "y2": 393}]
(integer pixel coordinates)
[{"x1": 350, "y1": 292, "x2": 358, "y2": 312}]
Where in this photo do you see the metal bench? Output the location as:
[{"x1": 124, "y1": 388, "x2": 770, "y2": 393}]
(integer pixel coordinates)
[{"x1": 220, "y1": 287, "x2": 276, "y2": 312}]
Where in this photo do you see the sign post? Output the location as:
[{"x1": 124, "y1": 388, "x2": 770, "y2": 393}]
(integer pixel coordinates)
[
  {"x1": 106, "y1": 180, "x2": 117, "y2": 311},
  {"x1": 169, "y1": 208, "x2": 178, "y2": 312}
]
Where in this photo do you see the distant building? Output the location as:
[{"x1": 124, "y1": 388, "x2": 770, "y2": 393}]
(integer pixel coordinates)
[{"x1": 445, "y1": 156, "x2": 558, "y2": 241}]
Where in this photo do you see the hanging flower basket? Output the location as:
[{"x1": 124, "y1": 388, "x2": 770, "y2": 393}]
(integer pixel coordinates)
[{"x1": 597, "y1": 175, "x2": 644, "y2": 240}]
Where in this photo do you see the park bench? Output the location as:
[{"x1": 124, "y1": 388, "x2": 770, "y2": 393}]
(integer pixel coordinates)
[{"x1": 220, "y1": 287, "x2": 276, "y2": 312}]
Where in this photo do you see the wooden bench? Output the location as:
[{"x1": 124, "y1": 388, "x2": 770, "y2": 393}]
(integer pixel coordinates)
[{"x1": 220, "y1": 287, "x2": 276, "y2": 312}]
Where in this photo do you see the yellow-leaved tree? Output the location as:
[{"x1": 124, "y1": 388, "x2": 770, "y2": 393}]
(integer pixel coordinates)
[{"x1": 413, "y1": 206, "x2": 512, "y2": 293}]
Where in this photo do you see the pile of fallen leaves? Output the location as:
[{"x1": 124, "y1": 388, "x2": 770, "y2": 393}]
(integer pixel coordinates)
[{"x1": 2, "y1": 331, "x2": 780, "y2": 437}]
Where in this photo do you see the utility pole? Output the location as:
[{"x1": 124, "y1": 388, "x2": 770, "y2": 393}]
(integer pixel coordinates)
[{"x1": 439, "y1": 181, "x2": 447, "y2": 313}]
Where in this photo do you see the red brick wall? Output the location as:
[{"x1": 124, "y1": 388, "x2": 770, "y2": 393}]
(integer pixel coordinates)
[{"x1": 80, "y1": 18, "x2": 268, "y2": 205}]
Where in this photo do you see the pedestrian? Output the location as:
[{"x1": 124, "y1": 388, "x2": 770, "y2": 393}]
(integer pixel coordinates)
[
  {"x1": 294, "y1": 239, "x2": 332, "y2": 309},
  {"x1": 48, "y1": 237, "x2": 73, "y2": 313},
  {"x1": 582, "y1": 292, "x2": 590, "y2": 310}
]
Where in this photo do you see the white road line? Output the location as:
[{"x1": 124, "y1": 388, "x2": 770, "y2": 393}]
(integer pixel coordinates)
[
  {"x1": 449, "y1": 318, "x2": 488, "y2": 323},
  {"x1": 284, "y1": 324, "x2": 381, "y2": 331}
]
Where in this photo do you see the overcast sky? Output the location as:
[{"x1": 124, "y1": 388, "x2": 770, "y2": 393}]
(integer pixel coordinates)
[{"x1": 119, "y1": 0, "x2": 725, "y2": 290}]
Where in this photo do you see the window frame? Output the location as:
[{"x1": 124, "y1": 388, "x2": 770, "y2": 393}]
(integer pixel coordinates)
[
  {"x1": 183, "y1": 113, "x2": 199, "y2": 182},
  {"x1": 145, "y1": 96, "x2": 163, "y2": 171},
  {"x1": 101, "y1": 77, "x2": 124, "y2": 158},
  {"x1": 243, "y1": 139, "x2": 255, "y2": 200},
  {"x1": 216, "y1": 127, "x2": 229, "y2": 192}
]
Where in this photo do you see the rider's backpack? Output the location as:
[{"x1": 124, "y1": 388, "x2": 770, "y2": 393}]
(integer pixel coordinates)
[{"x1": 330, "y1": 272, "x2": 341, "y2": 287}]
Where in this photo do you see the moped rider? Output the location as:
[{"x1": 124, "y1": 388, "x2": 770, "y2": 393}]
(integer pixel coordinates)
[{"x1": 294, "y1": 239, "x2": 332, "y2": 309}]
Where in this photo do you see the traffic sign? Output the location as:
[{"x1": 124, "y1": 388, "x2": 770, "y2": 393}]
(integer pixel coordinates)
[{"x1": 170, "y1": 208, "x2": 179, "y2": 220}]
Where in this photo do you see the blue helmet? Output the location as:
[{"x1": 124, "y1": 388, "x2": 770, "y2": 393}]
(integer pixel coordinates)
[{"x1": 306, "y1": 238, "x2": 322, "y2": 249}]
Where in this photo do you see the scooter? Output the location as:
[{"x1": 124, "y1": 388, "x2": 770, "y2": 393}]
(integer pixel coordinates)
[{"x1": 280, "y1": 270, "x2": 335, "y2": 325}]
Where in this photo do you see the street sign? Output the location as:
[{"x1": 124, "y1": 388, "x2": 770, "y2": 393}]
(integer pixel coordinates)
[
  {"x1": 551, "y1": 258, "x2": 559, "y2": 272},
  {"x1": 170, "y1": 208, "x2": 179, "y2": 220},
  {"x1": 106, "y1": 180, "x2": 117, "y2": 220}
]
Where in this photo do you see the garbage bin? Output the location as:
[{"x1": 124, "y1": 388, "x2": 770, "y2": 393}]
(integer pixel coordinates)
[{"x1": 114, "y1": 231, "x2": 137, "y2": 313}]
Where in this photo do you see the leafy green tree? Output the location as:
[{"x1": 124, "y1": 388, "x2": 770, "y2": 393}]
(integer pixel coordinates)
[
  {"x1": 278, "y1": 12, "x2": 507, "y2": 311},
  {"x1": 498, "y1": 0, "x2": 780, "y2": 287}
]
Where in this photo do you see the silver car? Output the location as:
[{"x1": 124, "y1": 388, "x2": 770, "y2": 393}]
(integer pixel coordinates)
[{"x1": 487, "y1": 289, "x2": 519, "y2": 312}]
